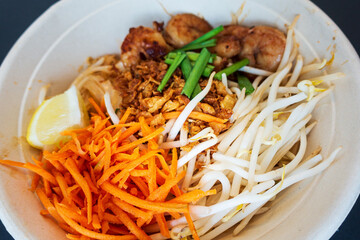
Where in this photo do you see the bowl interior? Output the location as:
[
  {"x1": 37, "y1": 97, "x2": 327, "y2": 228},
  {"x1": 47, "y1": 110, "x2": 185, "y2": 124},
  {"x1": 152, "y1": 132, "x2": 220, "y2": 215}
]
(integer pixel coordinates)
[{"x1": 0, "y1": 0, "x2": 359, "y2": 239}]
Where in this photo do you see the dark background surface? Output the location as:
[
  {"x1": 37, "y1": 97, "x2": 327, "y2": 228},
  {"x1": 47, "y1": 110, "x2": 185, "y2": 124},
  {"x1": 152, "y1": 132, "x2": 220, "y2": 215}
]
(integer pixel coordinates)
[{"x1": 0, "y1": 0, "x2": 359, "y2": 239}]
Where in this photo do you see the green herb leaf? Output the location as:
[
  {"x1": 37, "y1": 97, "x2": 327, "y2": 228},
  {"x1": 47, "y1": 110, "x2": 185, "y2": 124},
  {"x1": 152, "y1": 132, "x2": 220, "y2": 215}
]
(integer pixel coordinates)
[{"x1": 237, "y1": 74, "x2": 255, "y2": 95}]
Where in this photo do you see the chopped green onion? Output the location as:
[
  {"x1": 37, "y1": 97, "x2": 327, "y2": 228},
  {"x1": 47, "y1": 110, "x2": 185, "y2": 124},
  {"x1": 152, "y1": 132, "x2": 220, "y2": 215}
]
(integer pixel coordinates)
[
  {"x1": 186, "y1": 52, "x2": 217, "y2": 63},
  {"x1": 164, "y1": 58, "x2": 174, "y2": 65},
  {"x1": 202, "y1": 65, "x2": 214, "y2": 77},
  {"x1": 157, "y1": 52, "x2": 186, "y2": 92},
  {"x1": 166, "y1": 52, "x2": 177, "y2": 59},
  {"x1": 115, "y1": 108, "x2": 120, "y2": 114},
  {"x1": 182, "y1": 25, "x2": 224, "y2": 46},
  {"x1": 167, "y1": 51, "x2": 216, "y2": 63},
  {"x1": 178, "y1": 39, "x2": 217, "y2": 52},
  {"x1": 165, "y1": 58, "x2": 214, "y2": 78},
  {"x1": 182, "y1": 48, "x2": 211, "y2": 98},
  {"x1": 237, "y1": 74, "x2": 254, "y2": 95},
  {"x1": 181, "y1": 56, "x2": 202, "y2": 99},
  {"x1": 166, "y1": 53, "x2": 215, "y2": 65},
  {"x1": 190, "y1": 84, "x2": 202, "y2": 99},
  {"x1": 214, "y1": 58, "x2": 249, "y2": 80},
  {"x1": 180, "y1": 55, "x2": 192, "y2": 79}
]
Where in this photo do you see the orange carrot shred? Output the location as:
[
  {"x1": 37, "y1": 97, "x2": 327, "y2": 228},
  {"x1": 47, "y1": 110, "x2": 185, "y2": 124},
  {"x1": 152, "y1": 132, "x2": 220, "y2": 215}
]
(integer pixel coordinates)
[
  {"x1": 92, "y1": 214, "x2": 101, "y2": 229},
  {"x1": 110, "y1": 151, "x2": 159, "y2": 184},
  {"x1": 64, "y1": 158, "x2": 92, "y2": 224},
  {"x1": 35, "y1": 188, "x2": 65, "y2": 224},
  {"x1": 112, "y1": 197, "x2": 152, "y2": 222},
  {"x1": 88, "y1": 97, "x2": 107, "y2": 120},
  {"x1": 148, "y1": 157, "x2": 157, "y2": 193},
  {"x1": 101, "y1": 221, "x2": 110, "y2": 234},
  {"x1": 108, "y1": 202, "x2": 151, "y2": 240},
  {"x1": 100, "y1": 97, "x2": 106, "y2": 113},
  {"x1": 55, "y1": 201, "x2": 136, "y2": 240},
  {"x1": 147, "y1": 171, "x2": 186, "y2": 202},
  {"x1": 114, "y1": 127, "x2": 164, "y2": 153},
  {"x1": 30, "y1": 173, "x2": 41, "y2": 192},
  {"x1": 130, "y1": 176, "x2": 149, "y2": 197},
  {"x1": 101, "y1": 181, "x2": 188, "y2": 213},
  {"x1": 170, "y1": 148, "x2": 178, "y2": 177},
  {"x1": 155, "y1": 214, "x2": 170, "y2": 238},
  {"x1": 3, "y1": 112, "x2": 215, "y2": 240},
  {"x1": 119, "y1": 108, "x2": 132, "y2": 124},
  {"x1": 170, "y1": 189, "x2": 217, "y2": 203},
  {"x1": 83, "y1": 171, "x2": 99, "y2": 194},
  {"x1": 185, "y1": 209, "x2": 200, "y2": 240}
]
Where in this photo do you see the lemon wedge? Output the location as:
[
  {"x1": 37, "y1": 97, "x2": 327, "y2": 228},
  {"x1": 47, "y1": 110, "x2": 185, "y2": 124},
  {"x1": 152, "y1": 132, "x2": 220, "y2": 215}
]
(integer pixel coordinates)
[{"x1": 27, "y1": 85, "x2": 89, "y2": 149}]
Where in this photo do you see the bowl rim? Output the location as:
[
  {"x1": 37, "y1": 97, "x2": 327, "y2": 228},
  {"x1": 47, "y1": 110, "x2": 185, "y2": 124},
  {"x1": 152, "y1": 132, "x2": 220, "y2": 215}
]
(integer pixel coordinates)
[{"x1": 0, "y1": 0, "x2": 359, "y2": 239}]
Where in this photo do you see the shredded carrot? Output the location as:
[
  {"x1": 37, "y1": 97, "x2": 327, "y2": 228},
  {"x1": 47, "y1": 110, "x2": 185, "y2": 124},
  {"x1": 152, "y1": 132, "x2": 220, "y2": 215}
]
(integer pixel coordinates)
[
  {"x1": 53, "y1": 170, "x2": 72, "y2": 204},
  {"x1": 130, "y1": 176, "x2": 150, "y2": 197},
  {"x1": 114, "y1": 127, "x2": 164, "y2": 153},
  {"x1": 101, "y1": 221, "x2": 110, "y2": 234},
  {"x1": 113, "y1": 124, "x2": 141, "y2": 143},
  {"x1": 101, "y1": 181, "x2": 188, "y2": 213},
  {"x1": 112, "y1": 197, "x2": 152, "y2": 222},
  {"x1": 35, "y1": 188, "x2": 65, "y2": 224},
  {"x1": 170, "y1": 148, "x2": 178, "y2": 177},
  {"x1": 0, "y1": 160, "x2": 58, "y2": 185},
  {"x1": 163, "y1": 111, "x2": 228, "y2": 123},
  {"x1": 83, "y1": 171, "x2": 99, "y2": 194},
  {"x1": 103, "y1": 213, "x2": 123, "y2": 224},
  {"x1": 92, "y1": 214, "x2": 101, "y2": 229},
  {"x1": 185, "y1": 210, "x2": 200, "y2": 240},
  {"x1": 0, "y1": 159, "x2": 25, "y2": 168},
  {"x1": 40, "y1": 209, "x2": 50, "y2": 215},
  {"x1": 108, "y1": 225, "x2": 131, "y2": 235},
  {"x1": 148, "y1": 157, "x2": 157, "y2": 193},
  {"x1": 170, "y1": 189, "x2": 217, "y2": 203},
  {"x1": 100, "y1": 97, "x2": 106, "y2": 113},
  {"x1": 55, "y1": 202, "x2": 136, "y2": 240},
  {"x1": 0, "y1": 113, "x2": 214, "y2": 240},
  {"x1": 108, "y1": 203, "x2": 151, "y2": 240},
  {"x1": 147, "y1": 171, "x2": 186, "y2": 201},
  {"x1": 64, "y1": 157, "x2": 92, "y2": 224},
  {"x1": 155, "y1": 154, "x2": 170, "y2": 173},
  {"x1": 119, "y1": 108, "x2": 132, "y2": 124},
  {"x1": 155, "y1": 213, "x2": 170, "y2": 238},
  {"x1": 88, "y1": 97, "x2": 107, "y2": 119},
  {"x1": 110, "y1": 151, "x2": 159, "y2": 184}
]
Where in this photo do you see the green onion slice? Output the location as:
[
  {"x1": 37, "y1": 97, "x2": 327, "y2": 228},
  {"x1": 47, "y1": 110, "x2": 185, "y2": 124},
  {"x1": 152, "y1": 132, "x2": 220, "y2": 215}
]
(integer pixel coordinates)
[
  {"x1": 181, "y1": 55, "x2": 192, "y2": 80},
  {"x1": 214, "y1": 59, "x2": 249, "y2": 80},
  {"x1": 178, "y1": 39, "x2": 217, "y2": 52},
  {"x1": 157, "y1": 52, "x2": 186, "y2": 92},
  {"x1": 182, "y1": 48, "x2": 211, "y2": 98},
  {"x1": 190, "y1": 84, "x2": 203, "y2": 99},
  {"x1": 182, "y1": 25, "x2": 224, "y2": 47}
]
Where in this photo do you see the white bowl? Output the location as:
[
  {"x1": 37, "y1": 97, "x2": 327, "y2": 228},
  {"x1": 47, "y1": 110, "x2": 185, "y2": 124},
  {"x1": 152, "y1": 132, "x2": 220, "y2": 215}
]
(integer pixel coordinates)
[{"x1": 0, "y1": 0, "x2": 359, "y2": 239}]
